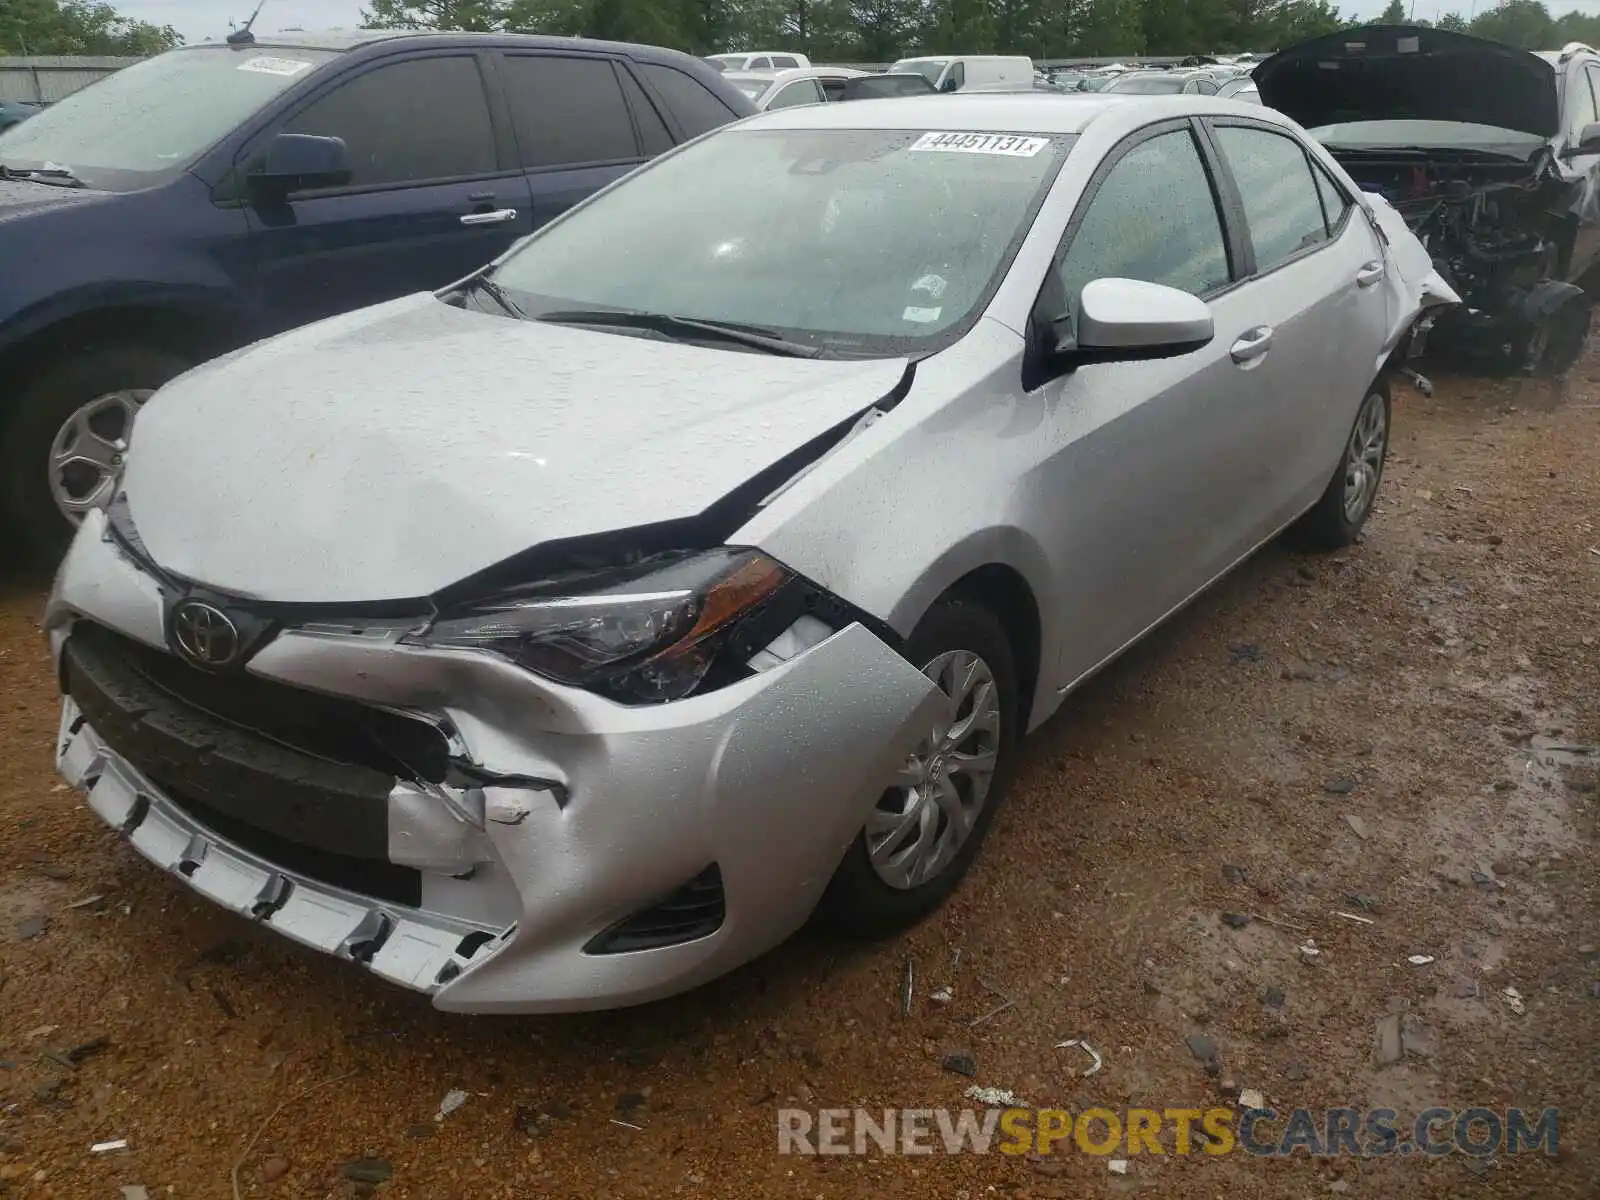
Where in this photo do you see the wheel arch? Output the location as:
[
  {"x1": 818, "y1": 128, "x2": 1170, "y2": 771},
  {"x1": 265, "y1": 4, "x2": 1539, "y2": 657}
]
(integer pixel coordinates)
[
  {"x1": 887, "y1": 536, "x2": 1052, "y2": 733},
  {"x1": 0, "y1": 299, "x2": 244, "y2": 416}
]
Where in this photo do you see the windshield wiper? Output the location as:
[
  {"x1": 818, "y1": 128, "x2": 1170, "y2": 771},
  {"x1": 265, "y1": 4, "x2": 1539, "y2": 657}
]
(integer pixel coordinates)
[
  {"x1": 466, "y1": 273, "x2": 527, "y2": 320},
  {"x1": 0, "y1": 163, "x2": 85, "y2": 188},
  {"x1": 535, "y1": 309, "x2": 823, "y2": 358}
]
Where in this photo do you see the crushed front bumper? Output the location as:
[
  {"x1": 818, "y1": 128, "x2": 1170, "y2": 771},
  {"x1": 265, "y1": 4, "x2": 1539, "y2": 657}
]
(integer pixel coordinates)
[{"x1": 48, "y1": 516, "x2": 942, "y2": 1013}]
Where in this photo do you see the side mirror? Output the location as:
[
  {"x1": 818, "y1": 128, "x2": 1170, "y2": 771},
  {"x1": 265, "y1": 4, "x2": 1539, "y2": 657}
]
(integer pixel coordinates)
[
  {"x1": 940, "y1": 76, "x2": 960, "y2": 93},
  {"x1": 1573, "y1": 120, "x2": 1600, "y2": 156},
  {"x1": 1060, "y1": 278, "x2": 1214, "y2": 363},
  {"x1": 248, "y1": 132, "x2": 352, "y2": 196}
]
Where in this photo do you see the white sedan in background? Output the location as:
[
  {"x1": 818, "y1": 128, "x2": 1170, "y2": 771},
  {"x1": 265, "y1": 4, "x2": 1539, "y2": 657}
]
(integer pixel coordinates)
[{"x1": 722, "y1": 66, "x2": 869, "y2": 108}]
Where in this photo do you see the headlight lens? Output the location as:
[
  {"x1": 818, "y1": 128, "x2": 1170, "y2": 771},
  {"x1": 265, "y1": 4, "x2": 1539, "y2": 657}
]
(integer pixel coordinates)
[{"x1": 408, "y1": 548, "x2": 792, "y2": 702}]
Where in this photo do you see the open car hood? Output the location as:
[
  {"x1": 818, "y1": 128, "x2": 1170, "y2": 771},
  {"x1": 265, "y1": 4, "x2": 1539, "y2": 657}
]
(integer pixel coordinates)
[{"x1": 1253, "y1": 24, "x2": 1559, "y2": 141}]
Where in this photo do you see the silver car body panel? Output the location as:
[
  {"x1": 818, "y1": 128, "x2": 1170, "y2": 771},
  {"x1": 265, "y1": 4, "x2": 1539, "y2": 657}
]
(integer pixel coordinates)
[
  {"x1": 47, "y1": 94, "x2": 1449, "y2": 1010},
  {"x1": 122, "y1": 295, "x2": 907, "y2": 603}
]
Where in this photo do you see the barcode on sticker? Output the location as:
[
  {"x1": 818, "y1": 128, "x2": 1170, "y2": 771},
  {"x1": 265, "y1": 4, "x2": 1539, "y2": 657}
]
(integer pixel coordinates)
[
  {"x1": 909, "y1": 132, "x2": 1049, "y2": 157},
  {"x1": 238, "y1": 56, "x2": 314, "y2": 77}
]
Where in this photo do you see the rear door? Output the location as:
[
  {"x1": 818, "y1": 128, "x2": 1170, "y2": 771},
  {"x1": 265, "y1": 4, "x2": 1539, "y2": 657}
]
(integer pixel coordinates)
[
  {"x1": 493, "y1": 51, "x2": 664, "y2": 230},
  {"x1": 241, "y1": 51, "x2": 534, "y2": 332},
  {"x1": 1202, "y1": 118, "x2": 1390, "y2": 528}
]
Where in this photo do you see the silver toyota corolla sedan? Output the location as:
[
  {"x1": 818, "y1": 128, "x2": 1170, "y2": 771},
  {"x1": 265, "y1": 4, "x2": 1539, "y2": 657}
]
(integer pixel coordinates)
[{"x1": 46, "y1": 94, "x2": 1454, "y2": 1013}]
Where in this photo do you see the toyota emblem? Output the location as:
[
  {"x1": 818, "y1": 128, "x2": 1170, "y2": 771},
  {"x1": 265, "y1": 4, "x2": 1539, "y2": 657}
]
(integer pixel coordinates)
[{"x1": 171, "y1": 600, "x2": 241, "y2": 668}]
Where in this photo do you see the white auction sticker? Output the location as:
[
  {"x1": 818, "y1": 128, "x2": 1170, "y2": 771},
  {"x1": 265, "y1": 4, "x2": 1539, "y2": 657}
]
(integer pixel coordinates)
[
  {"x1": 238, "y1": 56, "x2": 315, "y2": 77},
  {"x1": 902, "y1": 305, "x2": 943, "y2": 324},
  {"x1": 909, "y1": 131, "x2": 1049, "y2": 157}
]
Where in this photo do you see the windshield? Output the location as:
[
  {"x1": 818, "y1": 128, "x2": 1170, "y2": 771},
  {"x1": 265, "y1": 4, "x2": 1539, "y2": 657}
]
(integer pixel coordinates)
[
  {"x1": 0, "y1": 45, "x2": 339, "y2": 191},
  {"x1": 488, "y1": 127, "x2": 1074, "y2": 357},
  {"x1": 1107, "y1": 74, "x2": 1185, "y2": 94},
  {"x1": 891, "y1": 59, "x2": 948, "y2": 86},
  {"x1": 1311, "y1": 119, "x2": 1545, "y2": 159}
]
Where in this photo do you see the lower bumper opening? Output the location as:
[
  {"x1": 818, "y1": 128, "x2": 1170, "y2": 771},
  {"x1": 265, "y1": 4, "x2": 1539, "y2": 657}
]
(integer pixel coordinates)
[
  {"x1": 161, "y1": 783, "x2": 422, "y2": 908},
  {"x1": 583, "y1": 864, "x2": 725, "y2": 955}
]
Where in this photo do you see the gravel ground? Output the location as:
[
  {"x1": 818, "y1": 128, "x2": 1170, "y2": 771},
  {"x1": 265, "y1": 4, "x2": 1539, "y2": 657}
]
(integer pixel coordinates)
[{"x1": 0, "y1": 364, "x2": 1596, "y2": 1200}]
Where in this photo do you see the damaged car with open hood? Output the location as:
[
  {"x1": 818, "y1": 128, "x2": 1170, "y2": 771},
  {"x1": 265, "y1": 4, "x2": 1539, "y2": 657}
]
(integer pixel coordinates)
[
  {"x1": 47, "y1": 93, "x2": 1453, "y2": 1013},
  {"x1": 1255, "y1": 25, "x2": 1600, "y2": 376}
]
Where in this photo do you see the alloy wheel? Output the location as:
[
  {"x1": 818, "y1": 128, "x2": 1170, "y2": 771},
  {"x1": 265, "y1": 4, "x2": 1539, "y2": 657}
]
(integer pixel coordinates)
[
  {"x1": 48, "y1": 389, "x2": 151, "y2": 524},
  {"x1": 1341, "y1": 390, "x2": 1387, "y2": 524},
  {"x1": 866, "y1": 650, "x2": 1002, "y2": 891}
]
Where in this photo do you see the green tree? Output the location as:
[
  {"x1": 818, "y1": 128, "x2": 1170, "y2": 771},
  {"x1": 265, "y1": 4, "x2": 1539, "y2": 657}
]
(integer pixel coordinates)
[
  {"x1": 362, "y1": 0, "x2": 510, "y2": 30},
  {"x1": 0, "y1": 0, "x2": 181, "y2": 55},
  {"x1": 1377, "y1": 0, "x2": 1405, "y2": 23},
  {"x1": 1468, "y1": 0, "x2": 1553, "y2": 48},
  {"x1": 1435, "y1": 11, "x2": 1466, "y2": 32}
]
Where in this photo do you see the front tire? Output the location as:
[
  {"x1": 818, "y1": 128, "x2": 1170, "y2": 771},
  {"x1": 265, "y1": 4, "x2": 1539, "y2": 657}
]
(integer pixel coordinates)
[
  {"x1": 1293, "y1": 381, "x2": 1390, "y2": 552},
  {"x1": 821, "y1": 597, "x2": 1022, "y2": 939},
  {"x1": 1, "y1": 344, "x2": 189, "y2": 559}
]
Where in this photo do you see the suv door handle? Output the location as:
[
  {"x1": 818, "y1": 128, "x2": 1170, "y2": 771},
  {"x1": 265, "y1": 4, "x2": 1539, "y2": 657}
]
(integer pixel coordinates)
[
  {"x1": 1229, "y1": 325, "x2": 1274, "y2": 365},
  {"x1": 461, "y1": 208, "x2": 518, "y2": 227},
  {"x1": 1355, "y1": 260, "x2": 1386, "y2": 288}
]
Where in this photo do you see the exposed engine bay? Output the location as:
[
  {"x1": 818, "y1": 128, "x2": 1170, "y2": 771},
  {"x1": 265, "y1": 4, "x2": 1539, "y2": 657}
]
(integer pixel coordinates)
[{"x1": 1336, "y1": 153, "x2": 1591, "y2": 375}]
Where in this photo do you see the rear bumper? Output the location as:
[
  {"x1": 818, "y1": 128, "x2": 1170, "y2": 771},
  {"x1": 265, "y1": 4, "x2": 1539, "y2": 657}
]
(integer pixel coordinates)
[{"x1": 49, "y1": 517, "x2": 941, "y2": 1013}]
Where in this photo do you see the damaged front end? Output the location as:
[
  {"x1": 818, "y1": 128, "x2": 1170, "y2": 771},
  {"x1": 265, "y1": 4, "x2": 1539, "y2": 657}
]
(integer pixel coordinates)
[
  {"x1": 1350, "y1": 153, "x2": 1590, "y2": 375},
  {"x1": 1256, "y1": 24, "x2": 1597, "y2": 376}
]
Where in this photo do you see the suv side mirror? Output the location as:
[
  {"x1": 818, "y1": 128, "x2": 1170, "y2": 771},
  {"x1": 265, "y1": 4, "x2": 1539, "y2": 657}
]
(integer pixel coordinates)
[
  {"x1": 248, "y1": 132, "x2": 352, "y2": 196},
  {"x1": 1573, "y1": 120, "x2": 1600, "y2": 156},
  {"x1": 940, "y1": 76, "x2": 960, "y2": 92}
]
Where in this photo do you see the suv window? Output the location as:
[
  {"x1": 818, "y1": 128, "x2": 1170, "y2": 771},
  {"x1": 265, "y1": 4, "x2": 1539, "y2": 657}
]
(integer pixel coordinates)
[
  {"x1": 618, "y1": 67, "x2": 673, "y2": 155},
  {"x1": 1574, "y1": 66, "x2": 1600, "y2": 144},
  {"x1": 750, "y1": 56, "x2": 772, "y2": 70},
  {"x1": 499, "y1": 54, "x2": 638, "y2": 168},
  {"x1": 946, "y1": 62, "x2": 966, "y2": 91},
  {"x1": 772, "y1": 56, "x2": 800, "y2": 68},
  {"x1": 638, "y1": 63, "x2": 739, "y2": 137},
  {"x1": 1214, "y1": 125, "x2": 1329, "y2": 271},
  {"x1": 1057, "y1": 129, "x2": 1230, "y2": 301},
  {"x1": 285, "y1": 55, "x2": 496, "y2": 189}
]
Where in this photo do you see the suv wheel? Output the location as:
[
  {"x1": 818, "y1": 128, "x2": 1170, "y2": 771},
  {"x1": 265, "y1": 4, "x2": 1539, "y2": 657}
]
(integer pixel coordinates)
[{"x1": 2, "y1": 344, "x2": 189, "y2": 557}]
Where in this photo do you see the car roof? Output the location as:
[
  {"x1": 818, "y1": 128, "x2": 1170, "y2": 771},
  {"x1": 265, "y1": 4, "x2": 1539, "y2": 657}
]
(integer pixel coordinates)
[
  {"x1": 167, "y1": 28, "x2": 706, "y2": 63},
  {"x1": 724, "y1": 66, "x2": 862, "y2": 87},
  {"x1": 742, "y1": 92, "x2": 1150, "y2": 133}
]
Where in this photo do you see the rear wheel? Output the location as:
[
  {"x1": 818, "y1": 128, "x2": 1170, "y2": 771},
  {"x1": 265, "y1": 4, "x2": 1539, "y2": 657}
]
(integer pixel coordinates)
[
  {"x1": 1, "y1": 344, "x2": 188, "y2": 558},
  {"x1": 821, "y1": 597, "x2": 1022, "y2": 939},
  {"x1": 1293, "y1": 381, "x2": 1390, "y2": 551}
]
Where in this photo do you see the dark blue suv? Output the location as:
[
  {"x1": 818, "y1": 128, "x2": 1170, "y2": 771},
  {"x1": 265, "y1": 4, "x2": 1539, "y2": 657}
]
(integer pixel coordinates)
[{"x1": 0, "y1": 30, "x2": 754, "y2": 553}]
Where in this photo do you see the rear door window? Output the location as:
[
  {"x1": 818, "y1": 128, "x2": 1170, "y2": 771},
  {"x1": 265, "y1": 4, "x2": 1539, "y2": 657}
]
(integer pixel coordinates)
[
  {"x1": 498, "y1": 54, "x2": 640, "y2": 168},
  {"x1": 618, "y1": 67, "x2": 673, "y2": 154},
  {"x1": 284, "y1": 55, "x2": 497, "y2": 189},
  {"x1": 638, "y1": 62, "x2": 740, "y2": 137},
  {"x1": 772, "y1": 56, "x2": 800, "y2": 69},
  {"x1": 1213, "y1": 124, "x2": 1331, "y2": 271}
]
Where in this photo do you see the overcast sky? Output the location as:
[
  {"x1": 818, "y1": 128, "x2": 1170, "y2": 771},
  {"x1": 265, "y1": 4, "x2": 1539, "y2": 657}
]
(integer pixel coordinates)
[{"x1": 112, "y1": 0, "x2": 1600, "y2": 46}]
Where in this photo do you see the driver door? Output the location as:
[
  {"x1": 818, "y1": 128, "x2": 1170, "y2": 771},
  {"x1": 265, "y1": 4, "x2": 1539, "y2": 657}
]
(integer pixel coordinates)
[{"x1": 1025, "y1": 121, "x2": 1277, "y2": 688}]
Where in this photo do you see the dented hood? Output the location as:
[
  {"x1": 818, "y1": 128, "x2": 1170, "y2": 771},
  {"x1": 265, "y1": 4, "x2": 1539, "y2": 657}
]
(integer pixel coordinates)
[
  {"x1": 124, "y1": 295, "x2": 907, "y2": 603},
  {"x1": 1254, "y1": 24, "x2": 1559, "y2": 141}
]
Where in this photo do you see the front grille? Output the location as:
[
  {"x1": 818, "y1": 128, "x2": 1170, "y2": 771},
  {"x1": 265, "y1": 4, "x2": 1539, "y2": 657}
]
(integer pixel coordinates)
[
  {"x1": 75, "y1": 622, "x2": 448, "y2": 782},
  {"x1": 584, "y1": 865, "x2": 726, "y2": 955},
  {"x1": 63, "y1": 622, "x2": 435, "y2": 876}
]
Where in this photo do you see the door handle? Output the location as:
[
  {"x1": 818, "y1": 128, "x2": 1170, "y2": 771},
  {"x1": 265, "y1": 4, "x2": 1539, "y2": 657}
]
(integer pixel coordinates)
[
  {"x1": 1229, "y1": 325, "x2": 1274, "y2": 365},
  {"x1": 460, "y1": 208, "x2": 518, "y2": 227},
  {"x1": 1355, "y1": 260, "x2": 1386, "y2": 288}
]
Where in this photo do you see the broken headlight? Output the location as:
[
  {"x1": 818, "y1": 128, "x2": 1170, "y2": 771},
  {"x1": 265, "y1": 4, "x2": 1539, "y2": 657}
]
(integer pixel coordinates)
[{"x1": 408, "y1": 548, "x2": 793, "y2": 703}]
